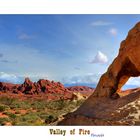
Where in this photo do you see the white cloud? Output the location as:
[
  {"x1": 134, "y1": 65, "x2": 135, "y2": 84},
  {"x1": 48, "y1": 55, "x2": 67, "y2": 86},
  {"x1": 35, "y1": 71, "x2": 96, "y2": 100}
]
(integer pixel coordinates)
[
  {"x1": 91, "y1": 20, "x2": 113, "y2": 26},
  {"x1": 109, "y1": 28, "x2": 117, "y2": 36},
  {"x1": 18, "y1": 33, "x2": 34, "y2": 40},
  {"x1": 0, "y1": 72, "x2": 22, "y2": 83},
  {"x1": 61, "y1": 73, "x2": 101, "y2": 85},
  {"x1": 91, "y1": 51, "x2": 108, "y2": 64}
]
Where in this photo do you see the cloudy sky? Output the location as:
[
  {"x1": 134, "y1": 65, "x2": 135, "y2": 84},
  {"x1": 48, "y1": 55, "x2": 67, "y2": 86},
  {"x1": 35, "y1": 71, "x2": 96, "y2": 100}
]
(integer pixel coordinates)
[{"x1": 0, "y1": 15, "x2": 140, "y2": 89}]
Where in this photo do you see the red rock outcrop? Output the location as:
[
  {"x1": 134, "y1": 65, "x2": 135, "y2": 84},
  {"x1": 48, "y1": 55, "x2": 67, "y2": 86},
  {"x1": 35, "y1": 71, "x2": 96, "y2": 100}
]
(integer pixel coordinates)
[
  {"x1": 58, "y1": 22, "x2": 140, "y2": 125},
  {"x1": 67, "y1": 86, "x2": 94, "y2": 94},
  {"x1": 0, "y1": 82, "x2": 20, "y2": 94},
  {"x1": 18, "y1": 78, "x2": 36, "y2": 94},
  {"x1": 67, "y1": 86, "x2": 94, "y2": 98},
  {"x1": 0, "y1": 78, "x2": 74, "y2": 100}
]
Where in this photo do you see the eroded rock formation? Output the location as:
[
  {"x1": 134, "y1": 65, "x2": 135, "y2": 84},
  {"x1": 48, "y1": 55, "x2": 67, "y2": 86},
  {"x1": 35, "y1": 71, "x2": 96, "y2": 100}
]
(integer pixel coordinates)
[
  {"x1": 67, "y1": 86, "x2": 94, "y2": 94},
  {"x1": 93, "y1": 22, "x2": 140, "y2": 99},
  {"x1": 58, "y1": 22, "x2": 140, "y2": 125},
  {"x1": 0, "y1": 78, "x2": 74, "y2": 101}
]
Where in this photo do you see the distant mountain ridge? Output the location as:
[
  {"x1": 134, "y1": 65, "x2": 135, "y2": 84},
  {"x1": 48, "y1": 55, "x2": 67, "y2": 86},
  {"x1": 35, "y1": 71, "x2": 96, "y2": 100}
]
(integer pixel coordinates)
[{"x1": 0, "y1": 77, "x2": 96, "y2": 101}]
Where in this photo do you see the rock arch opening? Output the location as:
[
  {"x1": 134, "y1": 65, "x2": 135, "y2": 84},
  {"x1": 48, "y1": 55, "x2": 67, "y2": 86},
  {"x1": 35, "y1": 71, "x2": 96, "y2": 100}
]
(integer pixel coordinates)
[{"x1": 122, "y1": 77, "x2": 140, "y2": 90}]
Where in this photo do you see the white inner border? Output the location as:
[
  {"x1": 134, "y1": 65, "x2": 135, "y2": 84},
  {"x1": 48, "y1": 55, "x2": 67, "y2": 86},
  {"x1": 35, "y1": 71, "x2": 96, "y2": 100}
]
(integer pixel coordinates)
[
  {"x1": 0, "y1": 1, "x2": 139, "y2": 140},
  {"x1": 0, "y1": 0, "x2": 140, "y2": 14}
]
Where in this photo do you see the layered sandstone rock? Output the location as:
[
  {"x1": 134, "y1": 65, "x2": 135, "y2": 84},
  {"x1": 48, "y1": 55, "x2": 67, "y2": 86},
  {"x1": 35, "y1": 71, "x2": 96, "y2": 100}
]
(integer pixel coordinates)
[
  {"x1": 0, "y1": 82, "x2": 20, "y2": 94},
  {"x1": 0, "y1": 78, "x2": 74, "y2": 100},
  {"x1": 67, "y1": 86, "x2": 94, "y2": 99},
  {"x1": 58, "y1": 22, "x2": 140, "y2": 125},
  {"x1": 93, "y1": 22, "x2": 140, "y2": 99},
  {"x1": 67, "y1": 86, "x2": 94, "y2": 94},
  {"x1": 18, "y1": 78, "x2": 36, "y2": 94}
]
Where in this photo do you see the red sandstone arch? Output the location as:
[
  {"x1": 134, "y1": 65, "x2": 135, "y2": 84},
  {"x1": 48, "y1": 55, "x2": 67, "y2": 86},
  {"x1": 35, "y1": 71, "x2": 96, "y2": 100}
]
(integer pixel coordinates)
[{"x1": 92, "y1": 22, "x2": 140, "y2": 99}]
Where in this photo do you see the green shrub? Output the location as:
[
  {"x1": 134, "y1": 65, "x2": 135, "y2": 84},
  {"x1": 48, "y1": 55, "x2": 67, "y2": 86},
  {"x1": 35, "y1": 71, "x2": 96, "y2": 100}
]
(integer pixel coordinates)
[
  {"x1": 3, "y1": 111, "x2": 17, "y2": 119},
  {"x1": 0, "y1": 96, "x2": 16, "y2": 106},
  {"x1": 38, "y1": 112, "x2": 49, "y2": 120},
  {"x1": 0, "y1": 95, "x2": 85, "y2": 126},
  {"x1": 45, "y1": 115, "x2": 58, "y2": 124},
  {"x1": 46, "y1": 100, "x2": 66, "y2": 110},
  {"x1": 0, "y1": 104, "x2": 10, "y2": 112},
  {"x1": 9, "y1": 101, "x2": 31, "y2": 109},
  {"x1": 15, "y1": 110, "x2": 20, "y2": 114},
  {"x1": 0, "y1": 117, "x2": 10, "y2": 125},
  {"x1": 31, "y1": 101, "x2": 46, "y2": 110},
  {"x1": 75, "y1": 100, "x2": 84, "y2": 106},
  {"x1": 14, "y1": 122, "x2": 31, "y2": 126},
  {"x1": 18, "y1": 113, "x2": 41, "y2": 124}
]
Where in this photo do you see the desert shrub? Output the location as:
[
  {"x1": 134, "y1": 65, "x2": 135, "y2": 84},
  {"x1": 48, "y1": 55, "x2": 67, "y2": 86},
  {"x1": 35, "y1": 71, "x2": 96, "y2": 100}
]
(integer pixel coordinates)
[
  {"x1": 14, "y1": 120, "x2": 43, "y2": 126},
  {"x1": 46, "y1": 100, "x2": 67, "y2": 110},
  {"x1": 3, "y1": 112, "x2": 17, "y2": 119},
  {"x1": 15, "y1": 110, "x2": 20, "y2": 114},
  {"x1": 17, "y1": 113, "x2": 42, "y2": 125},
  {"x1": 9, "y1": 113, "x2": 17, "y2": 119},
  {"x1": 31, "y1": 101, "x2": 46, "y2": 110},
  {"x1": 11, "y1": 120, "x2": 17, "y2": 125},
  {"x1": 0, "y1": 95, "x2": 85, "y2": 126},
  {"x1": 55, "y1": 100, "x2": 84, "y2": 114},
  {"x1": 0, "y1": 96, "x2": 16, "y2": 106},
  {"x1": 9, "y1": 100, "x2": 31, "y2": 109},
  {"x1": 0, "y1": 104, "x2": 10, "y2": 112},
  {"x1": 0, "y1": 117, "x2": 10, "y2": 125},
  {"x1": 75, "y1": 100, "x2": 84, "y2": 106},
  {"x1": 44, "y1": 115, "x2": 58, "y2": 124},
  {"x1": 38, "y1": 112, "x2": 50, "y2": 120},
  {"x1": 14, "y1": 122, "x2": 31, "y2": 126}
]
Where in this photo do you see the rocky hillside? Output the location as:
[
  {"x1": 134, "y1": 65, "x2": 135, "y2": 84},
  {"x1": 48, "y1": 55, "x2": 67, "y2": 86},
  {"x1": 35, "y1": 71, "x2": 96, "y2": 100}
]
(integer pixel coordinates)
[
  {"x1": 58, "y1": 89, "x2": 140, "y2": 125},
  {"x1": 0, "y1": 78, "x2": 94, "y2": 126},
  {"x1": 0, "y1": 78, "x2": 74, "y2": 101},
  {"x1": 67, "y1": 86, "x2": 94, "y2": 94},
  {"x1": 0, "y1": 78, "x2": 95, "y2": 101},
  {"x1": 67, "y1": 86, "x2": 94, "y2": 99}
]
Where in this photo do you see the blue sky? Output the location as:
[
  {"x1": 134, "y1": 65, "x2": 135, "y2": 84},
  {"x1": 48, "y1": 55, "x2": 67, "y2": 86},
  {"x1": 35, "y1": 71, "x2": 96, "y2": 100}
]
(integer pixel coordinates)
[{"x1": 0, "y1": 15, "x2": 140, "y2": 89}]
